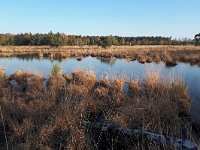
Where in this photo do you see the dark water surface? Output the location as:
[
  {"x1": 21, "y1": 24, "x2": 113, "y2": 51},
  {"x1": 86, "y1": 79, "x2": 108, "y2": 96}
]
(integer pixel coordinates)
[{"x1": 0, "y1": 56, "x2": 200, "y2": 122}]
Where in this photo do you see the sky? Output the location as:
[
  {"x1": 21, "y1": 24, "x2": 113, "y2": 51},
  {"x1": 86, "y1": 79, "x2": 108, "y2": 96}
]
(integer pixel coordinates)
[{"x1": 0, "y1": 0, "x2": 199, "y2": 39}]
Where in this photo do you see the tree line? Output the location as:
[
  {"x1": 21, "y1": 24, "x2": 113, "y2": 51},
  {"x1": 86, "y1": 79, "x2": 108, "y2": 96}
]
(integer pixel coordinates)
[{"x1": 0, "y1": 31, "x2": 194, "y2": 47}]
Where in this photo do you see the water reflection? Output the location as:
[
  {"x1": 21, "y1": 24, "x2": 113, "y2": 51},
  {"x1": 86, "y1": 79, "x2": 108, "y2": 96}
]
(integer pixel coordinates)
[
  {"x1": 96, "y1": 57, "x2": 117, "y2": 66},
  {"x1": 0, "y1": 53, "x2": 39, "y2": 61},
  {"x1": 0, "y1": 56, "x2": 200, "y2": 121}
]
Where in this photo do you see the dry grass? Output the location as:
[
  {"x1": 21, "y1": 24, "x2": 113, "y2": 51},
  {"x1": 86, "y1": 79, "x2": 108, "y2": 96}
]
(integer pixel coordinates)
[
  {"x1": 1, "y1": 45, "x2": 200, "y2": 65},
  {"x1": 0, "y1": 68, "x2": 5, "y2": 81},
  {"x1": 72, "y1": 70, "x2": 96, "y2": 87},
  {"x1": 0, "y1": 69, "x2": 196, "y2": 149},
  {"x1": 128, "y1": 80, "x2": 141, "y2": 95}
]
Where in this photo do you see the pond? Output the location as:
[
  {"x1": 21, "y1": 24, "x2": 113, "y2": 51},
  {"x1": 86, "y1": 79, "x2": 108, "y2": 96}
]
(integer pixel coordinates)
[{"x1": 0, "y1": 56, "x2": 200, "y2": 122}]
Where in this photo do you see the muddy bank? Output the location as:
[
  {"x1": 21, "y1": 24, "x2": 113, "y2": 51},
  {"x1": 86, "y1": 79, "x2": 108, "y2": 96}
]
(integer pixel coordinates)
[
  {"x1": 1, "y1": 45, "x2": 200, "y2": 65},
  {"x1": 0, "y1": 69, "x2": 198, "y2": 149}
]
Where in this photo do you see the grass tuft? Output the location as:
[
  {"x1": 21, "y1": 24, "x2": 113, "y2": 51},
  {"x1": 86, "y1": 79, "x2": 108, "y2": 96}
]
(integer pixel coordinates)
[{"x1": 0, "y1": 69, "x2": 196, "y2": 149}]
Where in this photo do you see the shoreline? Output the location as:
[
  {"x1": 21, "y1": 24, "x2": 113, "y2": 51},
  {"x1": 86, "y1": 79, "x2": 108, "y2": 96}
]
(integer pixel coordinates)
[{"x1": 1, "y1": 45, "x2": 200, "y2": 65}]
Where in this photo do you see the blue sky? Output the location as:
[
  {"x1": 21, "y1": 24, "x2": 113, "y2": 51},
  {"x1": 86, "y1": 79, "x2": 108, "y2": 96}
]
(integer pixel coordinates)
[{"x1": 0, "y1": 0, "x2": 199, "y2": 38}]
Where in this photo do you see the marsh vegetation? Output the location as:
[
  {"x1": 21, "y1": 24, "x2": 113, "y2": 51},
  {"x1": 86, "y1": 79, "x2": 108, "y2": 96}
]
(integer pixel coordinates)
[
  {"x1": 0, "y1": 66, "x2": 198, "y2": 149},
  {"x1": 1, "y1": 45, "x2": 200, "y2": 65}
]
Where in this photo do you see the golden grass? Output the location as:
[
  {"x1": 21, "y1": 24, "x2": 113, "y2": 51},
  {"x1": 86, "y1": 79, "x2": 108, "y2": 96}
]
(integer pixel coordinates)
[
  {"x1": 0, "y1": 68, "x2": 5, "y2": 80},
  {"x1": 72, "y1": 70, "x2": 96, "y2": 87},
  {"x1": 145, "y1": 70, "x2": 161, "y2": 89},
  {"x1": 128, "y1": 80, "x2": 141, "y2": 94},
  {"x1": 0, "y1": 69, "x2": 195, "y2": 149},
  {"x1": 1, "y1": 45, "x2": 200, "y2": 65}
]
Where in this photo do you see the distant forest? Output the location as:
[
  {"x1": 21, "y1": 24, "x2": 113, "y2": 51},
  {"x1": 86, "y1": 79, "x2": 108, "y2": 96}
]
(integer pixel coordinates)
[{"x1": 0, "y1": 32, "x2": 194, "y2": 47}]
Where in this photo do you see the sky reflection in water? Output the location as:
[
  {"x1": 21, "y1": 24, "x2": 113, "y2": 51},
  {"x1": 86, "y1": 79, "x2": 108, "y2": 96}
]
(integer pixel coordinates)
[{"x1": 0, "y1": 56, "x2": 200, "y2": 121}]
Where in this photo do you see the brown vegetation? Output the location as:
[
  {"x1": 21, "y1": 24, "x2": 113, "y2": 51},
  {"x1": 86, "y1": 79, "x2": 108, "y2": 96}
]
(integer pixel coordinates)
[
  {"x1": 0, "y1": 69, "x2": 196, "y2": 149},
  {"x1": 1, "y1": 45, "x2": 200, "y2": 65},
  {"x1": 0, "y1": 68, "x2": 5, "y2": 81}
]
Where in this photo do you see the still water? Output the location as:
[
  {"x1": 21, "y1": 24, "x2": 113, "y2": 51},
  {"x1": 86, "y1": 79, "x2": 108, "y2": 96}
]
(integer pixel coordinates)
[{"x1": 0, "y1": 56, "x2": 200, "y2": 122}]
